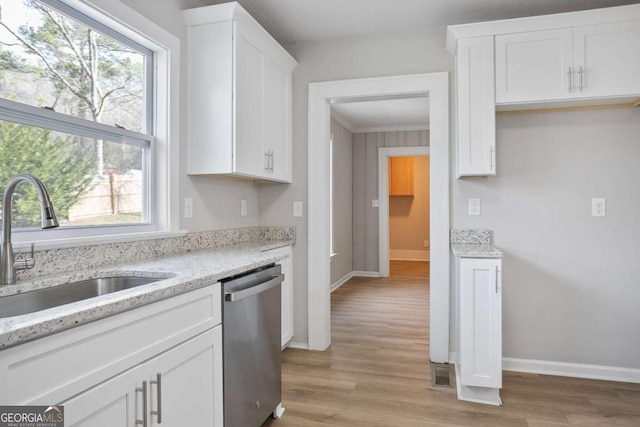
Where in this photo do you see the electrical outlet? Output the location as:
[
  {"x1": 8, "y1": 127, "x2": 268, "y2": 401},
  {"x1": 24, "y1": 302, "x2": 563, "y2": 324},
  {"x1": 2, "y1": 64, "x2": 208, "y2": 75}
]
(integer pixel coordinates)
[
  {"x1": 372, "y1": 199, "x2": 379, "y2": 208},
  {"x1": 293, "y1": 201, "x2": 303, "y2": 217},
  {"x1": 241, "y1": 200, "x2": 247, "y2": 216},
  {"x1": 592, "y1": 198, "x2": 606, "y2": 216},
  {"x1": 184, "y1": 197, "x2": 193, "y2": 219},
  {"x1": 468, "y1": 198, "x2": 481, "y2": 216}
]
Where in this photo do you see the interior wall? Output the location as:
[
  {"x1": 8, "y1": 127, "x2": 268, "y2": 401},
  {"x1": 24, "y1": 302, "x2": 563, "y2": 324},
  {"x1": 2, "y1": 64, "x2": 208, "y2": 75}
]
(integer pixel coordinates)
[
  {"x1": 330, "y1": 118, "x2": 353, "y2": 285},
  {"x1": 352, "y1": 130, "x2": 430, "y2": 272},
  {"x1": 389, "y1": 156, "x2": 430, "y2": 261},
  {"x1": 453, "y1": 107, "x2": 640, "y2": 369},
  {"x1": 123, "y1": 0, "x2": 260, "y2": 233}
]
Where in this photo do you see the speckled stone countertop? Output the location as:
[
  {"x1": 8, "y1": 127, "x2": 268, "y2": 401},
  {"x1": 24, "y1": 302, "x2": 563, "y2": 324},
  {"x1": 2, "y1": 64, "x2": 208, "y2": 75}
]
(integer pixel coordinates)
[
  {"x1": 0, "y1": 239, "x2": 293, "y2": 349},
  {"x1": 450, "y1": 229, "x2": 503, "y2": 258}
]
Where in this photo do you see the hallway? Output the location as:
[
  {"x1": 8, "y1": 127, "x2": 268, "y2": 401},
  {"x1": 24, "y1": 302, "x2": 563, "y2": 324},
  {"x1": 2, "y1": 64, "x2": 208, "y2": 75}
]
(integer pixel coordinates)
[{"x1": 264, "y1": 260, "x2": 640, "y2": 426}]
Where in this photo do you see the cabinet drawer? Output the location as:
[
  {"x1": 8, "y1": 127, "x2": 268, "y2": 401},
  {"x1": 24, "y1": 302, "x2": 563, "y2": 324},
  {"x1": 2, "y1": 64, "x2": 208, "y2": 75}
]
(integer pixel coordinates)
[{"x1": 0, "y1": 283, "x2": 221, "y2": 404}]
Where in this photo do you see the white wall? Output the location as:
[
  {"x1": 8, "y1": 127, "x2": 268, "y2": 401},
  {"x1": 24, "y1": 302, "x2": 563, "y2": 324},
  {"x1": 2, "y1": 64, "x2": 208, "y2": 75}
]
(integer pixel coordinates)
[
  {"x1": 329, "y1": 118, "x2": 353, "y2": 285},
  {"x1": 258, "y1": 29, "x2": 451, "y2": 343},
  {"x1": 454, "y1": 107, "x2": 640, "y2": 369},
  {"x1": 122, "y1": 0, "x2": 260, "y2": 232}
]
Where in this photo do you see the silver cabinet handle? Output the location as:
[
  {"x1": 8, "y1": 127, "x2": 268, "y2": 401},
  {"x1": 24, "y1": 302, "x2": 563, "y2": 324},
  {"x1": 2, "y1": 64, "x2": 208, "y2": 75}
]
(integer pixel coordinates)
[
  {"x1": 136, "y1": 381, "x2": 148, "y2": 427},
  {"x1": 264, "y1": 151, "x2": 270, "y2": 172},
  {"x1": 567, "y1": 67, "x2": 573, "y2": 92},
  {"x1": 495, "y1": 265, "x2": 499, "y2": 294},
  {"x1": 578, "y1": 66, "x2": 583, "y2": 92},
  {"x1": 489, "y1": 146, "x2": 494, "y2": 171},
  {"x1": 151, "y1": 373, "x2": 162, "y2": 424},
  {"x1": 270, "y1": 150, "x2": 275, "y2": 173}
]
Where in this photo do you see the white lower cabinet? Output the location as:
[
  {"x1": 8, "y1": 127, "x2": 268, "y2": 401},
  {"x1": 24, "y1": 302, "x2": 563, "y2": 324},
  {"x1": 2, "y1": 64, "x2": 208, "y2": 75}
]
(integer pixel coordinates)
[
  {"x1": 0, "y1": 285, "x2": 223, "y2": 426},
  {"x1": 455, "y1": 257, "x2": 502, "y2": 405}
]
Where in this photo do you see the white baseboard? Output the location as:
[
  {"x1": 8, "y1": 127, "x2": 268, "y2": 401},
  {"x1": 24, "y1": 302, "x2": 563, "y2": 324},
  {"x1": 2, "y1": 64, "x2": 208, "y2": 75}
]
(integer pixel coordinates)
[
  {"x1": 352, "y1": 271, "x2": 380, "y2": 278},
  {"x1": 389, "y1": 249, "x2": 430, "y2": 261},
  {"x1": 330, "y1": 272, "x2": 354, "y2": 293},
  {"x1": 503, "y1": 357, "x2": 640, "y2": 384},
  {"x1": 285, "y1": 341, "x2": 309, "y2": 350}
]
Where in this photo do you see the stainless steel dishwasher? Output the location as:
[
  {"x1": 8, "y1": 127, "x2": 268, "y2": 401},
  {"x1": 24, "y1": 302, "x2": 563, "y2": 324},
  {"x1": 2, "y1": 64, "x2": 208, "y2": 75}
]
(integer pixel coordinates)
[{"x1": 221, "y1": 263, "x2": 284, "y2": 426}]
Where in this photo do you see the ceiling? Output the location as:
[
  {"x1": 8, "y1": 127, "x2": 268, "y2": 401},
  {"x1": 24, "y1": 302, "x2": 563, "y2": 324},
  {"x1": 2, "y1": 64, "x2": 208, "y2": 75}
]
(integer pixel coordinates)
[
  {"x1": 190, "y1": 0, "x2": 640, "y2": 131},
  {"x1": 195, "y1": 0, "x2": 640, "y2": 45}
]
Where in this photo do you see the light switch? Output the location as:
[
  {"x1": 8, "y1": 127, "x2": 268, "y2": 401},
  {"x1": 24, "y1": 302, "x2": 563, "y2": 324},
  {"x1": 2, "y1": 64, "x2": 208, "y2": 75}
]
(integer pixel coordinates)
[
  {"x1": 592, "y1": 198, "x2": 606, "y2": 216},
  {"x1": 372, "y1": 199, "x2": 379, "y2": 208},
  {"x1": 468, "y1": 198, "x2": 481, "y2": 216},
  {"x1": 293, "y1": 201, "x2": 303, "y2": 217},
  {"x1": 241, "y1": 199, "x2": 247, "y2": 216}
]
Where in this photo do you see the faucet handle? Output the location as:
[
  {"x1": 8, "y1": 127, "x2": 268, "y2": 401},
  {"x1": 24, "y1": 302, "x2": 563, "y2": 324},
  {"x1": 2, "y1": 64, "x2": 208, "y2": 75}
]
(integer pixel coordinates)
[{"x1": 14, "y1": 243, "x2": 36, "y2": 271}]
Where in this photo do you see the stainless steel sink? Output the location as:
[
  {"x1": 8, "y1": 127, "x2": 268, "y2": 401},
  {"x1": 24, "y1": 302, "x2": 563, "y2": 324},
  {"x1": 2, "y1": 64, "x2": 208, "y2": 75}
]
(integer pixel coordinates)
[{"x1": 0, "y1": 276, "x2": 162, "y2": 318}]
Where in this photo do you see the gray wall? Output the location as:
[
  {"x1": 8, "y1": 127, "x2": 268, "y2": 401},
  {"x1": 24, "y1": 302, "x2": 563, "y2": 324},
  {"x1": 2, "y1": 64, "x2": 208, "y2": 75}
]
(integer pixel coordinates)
[
  {"x1": 329, "y1": 118, "x2": 353, "y2": 285},
  {"x1": 352, "y1": 130, "x2": 429, "y2": 272},
  {"x1": 454, "y1": 107, "x2": 640, "y2": 369},
  {"x1": 123, "y1": 0, "x2": 261, "y2": 233}
]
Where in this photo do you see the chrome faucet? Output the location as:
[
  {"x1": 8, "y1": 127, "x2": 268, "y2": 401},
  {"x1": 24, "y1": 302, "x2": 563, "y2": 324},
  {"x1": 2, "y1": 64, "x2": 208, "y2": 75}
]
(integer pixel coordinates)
[{"x1": 1, "y1": 174, "x2": 59, "y2": 285}]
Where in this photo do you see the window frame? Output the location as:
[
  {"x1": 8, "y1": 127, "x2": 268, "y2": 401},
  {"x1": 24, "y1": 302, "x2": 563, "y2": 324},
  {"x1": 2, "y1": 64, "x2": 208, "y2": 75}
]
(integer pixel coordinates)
[{"x1": 4, "y1": 0, "x2": 181, "y2": 250}]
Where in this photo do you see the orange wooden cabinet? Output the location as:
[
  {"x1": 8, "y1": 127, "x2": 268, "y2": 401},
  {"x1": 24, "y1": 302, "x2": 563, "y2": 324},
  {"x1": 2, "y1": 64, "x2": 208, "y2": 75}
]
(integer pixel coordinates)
[{"x1": 388, "y1": 157, "x2": 414, "y2": 196}]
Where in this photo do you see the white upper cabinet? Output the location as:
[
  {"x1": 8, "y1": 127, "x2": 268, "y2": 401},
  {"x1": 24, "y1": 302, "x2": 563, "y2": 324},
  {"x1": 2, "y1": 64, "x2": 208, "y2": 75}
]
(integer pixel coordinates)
[
  {"x1": 574, "y1": 20, "x2": 640, "y2": 98},
  {"x1": 496, "y1": 20, "x2": 640, "y2": 104},
  {"x1": 496, "y1": 28, "x2": 573, "y2": 103},
  {"x1": 183, "y1": 2, "x2": 297, "y2": 183},
  {"x1": 456, "y1": 36, "x2": 496, "y2": 177}
]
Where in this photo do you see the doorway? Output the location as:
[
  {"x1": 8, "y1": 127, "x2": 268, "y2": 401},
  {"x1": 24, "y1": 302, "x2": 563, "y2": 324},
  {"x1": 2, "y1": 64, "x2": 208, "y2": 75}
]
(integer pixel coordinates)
[
  {"x1": 307, "y1": 73, "x2": 449, "y2": 363},
  {"x1": 378, "y1": 147, "x2": 430, "y2": 278}
]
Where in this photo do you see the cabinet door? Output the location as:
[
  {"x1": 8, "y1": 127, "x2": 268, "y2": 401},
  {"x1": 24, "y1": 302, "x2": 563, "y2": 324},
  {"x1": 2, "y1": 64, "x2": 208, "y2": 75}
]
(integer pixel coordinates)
[
  {"x1": 459, "y1": 258, "x2": 502, "y2": 388},
  {"x1": 389, "y1": 157, "x2": 414, "y2": 196},
  {"x1": 264, "y1": 59, "x2": 292, "y2": 182},
  {"x1": 60, "y1": 365, "x2": 143, "y2": 427},
  {"x1": 235, "y1": 28, "x2": 266, "y2": 178},
  {"x1": 144, "y1": 327, "x2": 223, "y2": 427},
  {"x1": 278, "y1": 249, "x2": 294, "y2": 347},
  {"x1": 456, "y1": 36, "x2": 496, "y2": 177},
  {"x1": 495, "y1": 28, "x2": 573, "y2": 103},
  {"x1": 574, "y1": 20, "x2": 640, "y2": 98}
]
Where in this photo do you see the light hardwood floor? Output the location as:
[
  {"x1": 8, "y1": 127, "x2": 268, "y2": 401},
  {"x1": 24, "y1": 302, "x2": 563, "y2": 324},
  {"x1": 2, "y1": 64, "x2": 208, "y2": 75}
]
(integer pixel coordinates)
[{"x1": 264, "y1": 261, "x2": 640, "y2": 426}]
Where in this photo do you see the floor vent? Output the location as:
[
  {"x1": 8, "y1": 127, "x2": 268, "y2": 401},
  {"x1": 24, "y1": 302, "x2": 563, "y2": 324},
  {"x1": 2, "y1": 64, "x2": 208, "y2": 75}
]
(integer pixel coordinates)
[{"x1": 431, "y1": 363, "x2": 454, "y2": 388}]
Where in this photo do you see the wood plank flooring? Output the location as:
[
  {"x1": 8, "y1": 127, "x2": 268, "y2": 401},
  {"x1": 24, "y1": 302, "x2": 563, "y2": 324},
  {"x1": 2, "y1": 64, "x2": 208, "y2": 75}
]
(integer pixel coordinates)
[{"x1": 264, "y1": 261, "x2": 640, "y2": 426}]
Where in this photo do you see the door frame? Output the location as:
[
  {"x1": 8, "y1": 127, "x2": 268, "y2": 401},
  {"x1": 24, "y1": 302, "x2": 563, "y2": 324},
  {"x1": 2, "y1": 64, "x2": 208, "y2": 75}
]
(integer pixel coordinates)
[
  {"x1": 307, "y1": 72, "x2": 449, "y2": 363},
  {"x1": 379, "y1": 146, "x2": 430, "y2": 278}
]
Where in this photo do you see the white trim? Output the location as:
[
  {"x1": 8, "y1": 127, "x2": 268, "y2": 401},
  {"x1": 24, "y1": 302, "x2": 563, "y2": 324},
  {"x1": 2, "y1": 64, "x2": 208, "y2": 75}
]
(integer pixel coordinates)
[
  {"x1": 308, "y1": 73, "x2": 449, "y2": 362},
  {"x1": 378, "y1": 146, "x2": 430, "y2": 278},
  {"x1": 330, "y1": 272, "x2": 354, "y2": 293},
  {"x1": 503, "y1": 357, "x2": 640, "y2": 384},
  {"x1": 330, "y1": 110, "x2": 357, "y2": 133},
  {"x1": 389, "y1": 250, "x2": 430, "y2": 261},
  {"x1": 285, "y1": 341, "x2": 309, "y2": 350},
  {"x1": 354, "y1": 124, "x2": 429, "y2": 133},
  {"x1": 446, "y1": 3, "x2": 640, "y2": 54},
  {"x1": 352, "y1": 271, "x2": 380, "y2": 278}
]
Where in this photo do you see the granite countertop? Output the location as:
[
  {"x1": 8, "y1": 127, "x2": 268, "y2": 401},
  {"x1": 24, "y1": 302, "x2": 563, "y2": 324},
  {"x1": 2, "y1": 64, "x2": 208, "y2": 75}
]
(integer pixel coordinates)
[
  {"x1": 0, "y1": 239, "x2": 293, "y2": 349},
  {"x1": 450, "y1": 243, "x2": 503, "y2": 258},
  {"x1": 450, "y1": 229, "x2": 503, "y2": 258}
]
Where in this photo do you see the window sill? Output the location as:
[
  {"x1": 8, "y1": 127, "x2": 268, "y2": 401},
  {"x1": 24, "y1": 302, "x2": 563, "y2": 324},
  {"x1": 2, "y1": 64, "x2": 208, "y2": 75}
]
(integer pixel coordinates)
[{"x1": 12, "y1": 230, "x2": 188, "y2": 252}]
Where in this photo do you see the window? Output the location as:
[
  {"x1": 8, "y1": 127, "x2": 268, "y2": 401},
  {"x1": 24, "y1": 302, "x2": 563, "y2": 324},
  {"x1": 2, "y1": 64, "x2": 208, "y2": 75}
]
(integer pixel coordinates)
[{"x1": 0, "y1": 0, "x2": 178, "y2": 245}]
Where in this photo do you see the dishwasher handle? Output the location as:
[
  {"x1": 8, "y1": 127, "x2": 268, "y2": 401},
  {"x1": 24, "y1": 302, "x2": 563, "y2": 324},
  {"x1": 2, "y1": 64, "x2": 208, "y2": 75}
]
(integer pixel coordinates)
[{"x1": 225, "y1": 274, "x2": 284, "y2": 302}]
